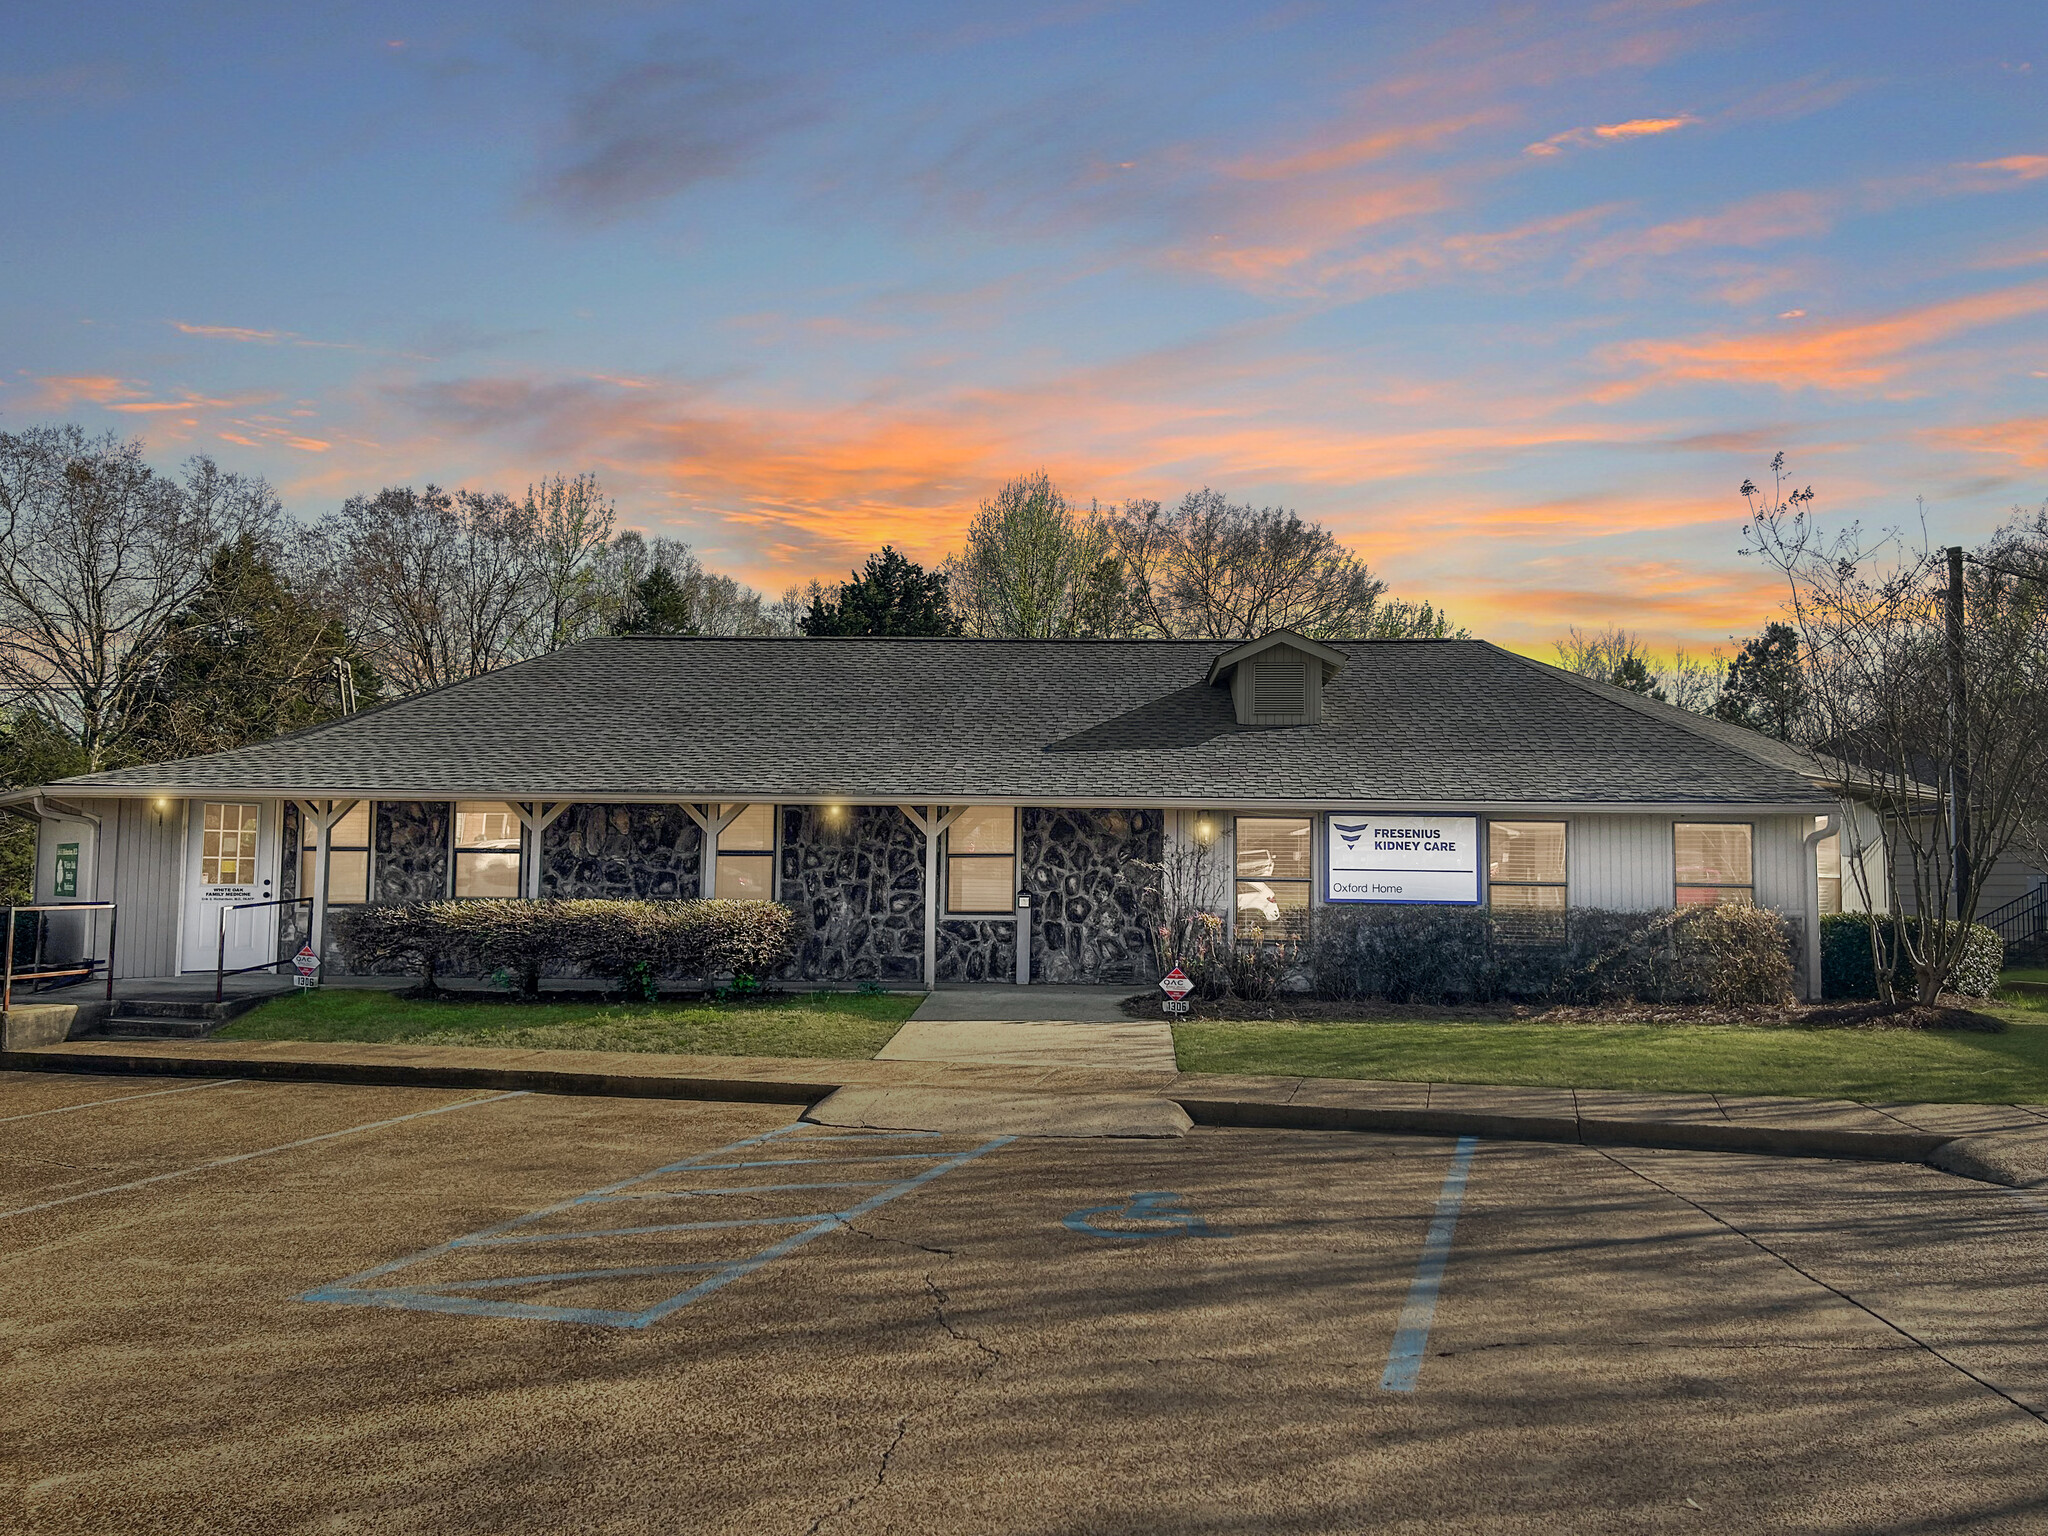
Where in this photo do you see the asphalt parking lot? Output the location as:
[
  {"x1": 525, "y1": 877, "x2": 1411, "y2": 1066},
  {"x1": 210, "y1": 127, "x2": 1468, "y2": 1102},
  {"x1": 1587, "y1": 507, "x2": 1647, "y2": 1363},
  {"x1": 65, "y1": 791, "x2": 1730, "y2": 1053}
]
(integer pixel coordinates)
[{"x1": 3, "y1": 1069, "x2": 2046, "y2": 1534}]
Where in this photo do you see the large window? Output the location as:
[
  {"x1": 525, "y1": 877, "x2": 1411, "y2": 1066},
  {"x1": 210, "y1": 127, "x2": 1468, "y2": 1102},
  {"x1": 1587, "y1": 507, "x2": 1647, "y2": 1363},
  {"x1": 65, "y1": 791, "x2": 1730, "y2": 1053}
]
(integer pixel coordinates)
[
  {"x1": 202, "y1": 803, "x2": 261, "y2": 888},
  {"x1": 303, "y1": 801, "x2": 371, "y2": 905},
  {"x1": 454, "y1": 802, "x2": 522, "y2": 898},
  {"x1": 1675, "y1": 823, "x2": 1753, "y2": 907},
  {"x1": 715, "y1": 804, "x2": 775, "y2": 900},
  {"x1": 1235, "y1": 817, "x2": 1311, "y2": 939},
  {"x1": 946, "y1": 807, "x2": 1015, "y2": 914},
  {"x1": 1488, "y1": 821, "x2": 1566, "y2": 909},
  {"x1": 1816, "y1": 817, "x2": 1842, "y2": 915}
]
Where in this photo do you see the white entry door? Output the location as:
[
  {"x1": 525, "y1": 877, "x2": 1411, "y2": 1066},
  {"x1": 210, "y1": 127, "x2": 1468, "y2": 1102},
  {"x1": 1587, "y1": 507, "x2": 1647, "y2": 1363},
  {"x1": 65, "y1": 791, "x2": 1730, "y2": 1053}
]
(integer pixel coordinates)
[{"x1": 182, "y1": 801, "x2": 280, "y2": 973}]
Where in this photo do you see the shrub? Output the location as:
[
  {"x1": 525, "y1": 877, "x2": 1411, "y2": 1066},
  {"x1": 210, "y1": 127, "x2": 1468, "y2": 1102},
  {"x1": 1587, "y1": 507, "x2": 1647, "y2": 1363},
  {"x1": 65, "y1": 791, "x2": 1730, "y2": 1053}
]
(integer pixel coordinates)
[
  {"x1": 1820, "y1": 913, "x2": 2003, "y2": 1000},
  {"x1": 1305, "y1": 903, "x2": 1795, "y2": 1007},
  {"x1": 330, "y1": 898, "x2": 801, "y2": 998},
  {"x1": 329, "y1": 902, "x2": 459, "y2": 990}
]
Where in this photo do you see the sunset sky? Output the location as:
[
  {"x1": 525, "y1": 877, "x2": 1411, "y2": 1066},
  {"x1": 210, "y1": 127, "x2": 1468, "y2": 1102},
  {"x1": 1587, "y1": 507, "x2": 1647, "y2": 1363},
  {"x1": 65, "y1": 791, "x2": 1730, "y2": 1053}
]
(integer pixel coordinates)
[{"x1": 5, "y1": 1, "x2": 2045, "y2": 655}]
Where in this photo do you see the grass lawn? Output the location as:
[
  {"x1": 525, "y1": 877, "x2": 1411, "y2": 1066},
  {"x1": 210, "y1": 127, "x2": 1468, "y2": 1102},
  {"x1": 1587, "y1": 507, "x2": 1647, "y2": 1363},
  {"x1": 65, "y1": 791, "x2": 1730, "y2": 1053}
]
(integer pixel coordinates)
[
  {"x1": 1174, "y1": 1003, "x2": 2048, "y2": 1102},
  {"x1": 219, "y1": 988, "x2": 921, "y2": 1060},
  {"x1": 2004, "y1": 966, "x2": 2048, "y2": 985}
]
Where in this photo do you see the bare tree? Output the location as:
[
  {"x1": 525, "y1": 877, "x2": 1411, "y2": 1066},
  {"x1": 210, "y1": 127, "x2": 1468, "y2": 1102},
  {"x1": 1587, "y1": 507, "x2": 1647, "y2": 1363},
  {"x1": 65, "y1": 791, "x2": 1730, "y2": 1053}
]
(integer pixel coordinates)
[
  {"x1": 1552, "y1": 625, "x2": 1665, "y2": 697},
  {"x1": 945, "y1": 472, "x2": 1130, "y2": 638},
  {"x1": 1744, "y1": 458, "x2": 2048, "y2": 1002},
  {"x1": 607, "y1": 531, "x2": 778, "y2": 636},
  {"x1": 306, "y1": 485, "x2": 538, "y2": 692},
  {"x1": 1102, "y1": 489, "x2": 1447, "y2": 639},
  {"x1": 1663, "y1": 646, "x2": 1727, "y2": 714},
  {"x1": 523, "y1": 473, "x2": 616, "y2": 652},
  {"x1": 0, "y1": 426, "x2": 278, "y2": 768}
]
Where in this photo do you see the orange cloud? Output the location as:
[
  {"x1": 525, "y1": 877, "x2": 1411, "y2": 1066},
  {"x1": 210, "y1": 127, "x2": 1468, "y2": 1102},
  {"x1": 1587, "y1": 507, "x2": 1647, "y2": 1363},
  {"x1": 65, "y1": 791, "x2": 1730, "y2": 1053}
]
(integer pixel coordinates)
[
  {"x1": 1220, "y1": 112, "x2": 1506, "y2": 181},
  {"x1": 1526, "y1": 114, "x2": 1696, "y2": 156},
  {"x1": 1598, "y1": 280, "x2": 2048, "y2": 396},
  {"x1": 1926, "y1": 415, "x2": 2048, "y2": 469},
  {"x1": 22, "y1": 374, "x2": 150, "y2": 409},
  {"x1": 1576, "y1": 190, "x2": 1837, "y2": 266},
  {"x1": 174, "y1": 321, "x2": 284, "y2": 343},
  {"x1": 1973, "y1": 154, "x2": 2048, "y2": 181}
]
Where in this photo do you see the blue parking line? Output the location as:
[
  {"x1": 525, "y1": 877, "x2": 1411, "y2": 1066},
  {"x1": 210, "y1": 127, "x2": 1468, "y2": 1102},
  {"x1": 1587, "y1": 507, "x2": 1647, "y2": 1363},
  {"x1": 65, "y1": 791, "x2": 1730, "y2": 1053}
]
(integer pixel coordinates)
[
  {"x1": 299, "y1": 1124, "x2": 1012, "y2": 1328},
  {"x1": 1379, "y1": 1136, "x2": 1479, "y2": 1393}
]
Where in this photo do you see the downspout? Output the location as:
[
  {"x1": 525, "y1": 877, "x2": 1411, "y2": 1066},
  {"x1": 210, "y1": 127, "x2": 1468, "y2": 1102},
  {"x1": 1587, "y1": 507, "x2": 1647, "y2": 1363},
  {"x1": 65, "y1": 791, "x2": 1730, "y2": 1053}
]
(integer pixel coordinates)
[{"x1": 1803, "y1": 812, "x2": 1839, "y2": 1003}]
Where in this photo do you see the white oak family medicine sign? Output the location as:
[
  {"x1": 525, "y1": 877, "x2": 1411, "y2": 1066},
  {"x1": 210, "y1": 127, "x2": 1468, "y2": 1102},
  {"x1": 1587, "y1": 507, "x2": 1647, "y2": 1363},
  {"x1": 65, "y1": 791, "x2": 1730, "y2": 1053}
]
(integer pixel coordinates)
[{"x1": 1324, "y1": 814, "x2": 1479, "y2": 904}]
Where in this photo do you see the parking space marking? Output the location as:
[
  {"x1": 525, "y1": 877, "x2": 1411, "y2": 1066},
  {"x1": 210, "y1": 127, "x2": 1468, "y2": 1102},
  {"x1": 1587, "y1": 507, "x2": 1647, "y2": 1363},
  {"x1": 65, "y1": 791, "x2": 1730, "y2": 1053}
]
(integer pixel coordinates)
[
  {"x1": 0, "y1": 1077, "x2": 239, "y2": 1123},
  {"x1": 0, "y1": 1090, "x2": 530, "y2": 1221},
  {"x1": 1379, "y1": 1135, "x2": 1478, "y2": 1393},
  {"x1": 300, "y1": 1123, "x2": 1014, "y2": 1329},
  {"x1": 1062, "y1": 1190, "x2": 1228, "y2": 1240}
]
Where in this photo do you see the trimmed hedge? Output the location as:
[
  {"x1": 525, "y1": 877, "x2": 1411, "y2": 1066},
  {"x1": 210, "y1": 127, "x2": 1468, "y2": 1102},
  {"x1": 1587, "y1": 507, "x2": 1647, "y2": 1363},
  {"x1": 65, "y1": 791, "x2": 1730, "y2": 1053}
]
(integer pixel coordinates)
[
  {"x1": 1819, "y1": 913, "x2": 2003, "y2": 1000},
  {"x1": 1305, "y1": 904, "x2": 1796, "y2": 1007},
  {"x1": 330, "y1": 899, "x2": 799, "y2": 997}
]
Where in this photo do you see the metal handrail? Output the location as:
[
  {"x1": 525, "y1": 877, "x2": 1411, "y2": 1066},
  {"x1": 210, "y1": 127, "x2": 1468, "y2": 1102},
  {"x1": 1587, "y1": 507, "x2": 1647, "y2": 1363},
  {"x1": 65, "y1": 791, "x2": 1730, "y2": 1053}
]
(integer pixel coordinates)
[
  {"x1": 1980, "y1": 885, "x2": 2046, "y2": 947},
  {"x1": 216, "y1": 896, "x2": 316, "y2": 1002},
  {"x1": 3, "y1": 902, "x2": 116, "y2": 1012}
]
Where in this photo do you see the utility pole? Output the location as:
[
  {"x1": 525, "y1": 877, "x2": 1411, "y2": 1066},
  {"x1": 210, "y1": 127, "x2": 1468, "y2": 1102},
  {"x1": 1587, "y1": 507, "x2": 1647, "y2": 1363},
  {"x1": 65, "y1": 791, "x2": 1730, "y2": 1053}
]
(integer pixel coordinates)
[{"x1": 1944, "y1": 546, "x2": 1969, "y2": 922}]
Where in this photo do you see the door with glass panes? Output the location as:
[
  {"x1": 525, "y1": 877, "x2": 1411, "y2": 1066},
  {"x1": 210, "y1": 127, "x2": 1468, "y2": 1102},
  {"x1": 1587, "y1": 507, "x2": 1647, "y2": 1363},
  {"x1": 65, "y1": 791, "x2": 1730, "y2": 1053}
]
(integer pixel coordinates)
[{"x1": 182, "y1": 800, "x2": 280, "y2": 972}]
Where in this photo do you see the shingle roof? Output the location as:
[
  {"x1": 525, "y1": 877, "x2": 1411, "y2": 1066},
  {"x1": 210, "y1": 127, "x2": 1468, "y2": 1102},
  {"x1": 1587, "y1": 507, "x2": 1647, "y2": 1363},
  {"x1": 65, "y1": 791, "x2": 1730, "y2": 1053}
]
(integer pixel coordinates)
[{"x1": 50, "y1": 636, "x2": 1833, "y2": 807}]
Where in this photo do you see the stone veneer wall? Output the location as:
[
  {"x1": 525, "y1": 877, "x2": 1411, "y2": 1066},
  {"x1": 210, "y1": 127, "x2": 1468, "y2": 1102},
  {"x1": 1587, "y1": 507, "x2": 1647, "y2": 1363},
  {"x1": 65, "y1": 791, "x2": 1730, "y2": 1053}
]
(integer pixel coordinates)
[
  {"x1": 779, "y1": 805, "x2": 925, "y2": 981},
  {"x1": 374, "y1": 801, "x2": 452, "y2": 901},
  {"x1": 1024, "y1": 808, "x2": 1162, "y2": 984},
  {"x1": 540, "y1": 804, "x2": 701, "y2": 898}
]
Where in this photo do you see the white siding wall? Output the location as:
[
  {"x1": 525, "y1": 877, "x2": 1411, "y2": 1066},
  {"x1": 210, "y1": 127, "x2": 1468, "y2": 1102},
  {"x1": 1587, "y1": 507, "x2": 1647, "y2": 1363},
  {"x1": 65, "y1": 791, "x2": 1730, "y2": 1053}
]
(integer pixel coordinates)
[
  {"x1": 1563, "y1": 814, "x2": 1672, "y2": 911},
  {"x1": 1751, "y1": 814, "x2": 1811, "y2": 916},
  {"x1": 98, "y1": 798, "x2": 184, "y2": 979},
  {"x1": 1564, "y1": 811, "x2": 1814, "y2": 918}
]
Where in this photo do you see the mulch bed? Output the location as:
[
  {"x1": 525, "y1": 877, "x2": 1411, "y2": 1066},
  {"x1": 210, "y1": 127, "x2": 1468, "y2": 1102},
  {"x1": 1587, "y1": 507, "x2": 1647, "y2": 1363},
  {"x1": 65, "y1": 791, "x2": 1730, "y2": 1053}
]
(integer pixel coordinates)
[{"x1": 1125, "y1": 993, "x2": 2010, "y2": 1033}]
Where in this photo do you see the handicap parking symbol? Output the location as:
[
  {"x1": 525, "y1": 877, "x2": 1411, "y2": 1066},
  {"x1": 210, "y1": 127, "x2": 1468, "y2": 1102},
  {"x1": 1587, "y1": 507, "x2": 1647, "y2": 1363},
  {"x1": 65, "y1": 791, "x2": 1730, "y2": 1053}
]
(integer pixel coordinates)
[{"x1": 1062, "y1": 1190, "x2": 1228, "y2": 1240}]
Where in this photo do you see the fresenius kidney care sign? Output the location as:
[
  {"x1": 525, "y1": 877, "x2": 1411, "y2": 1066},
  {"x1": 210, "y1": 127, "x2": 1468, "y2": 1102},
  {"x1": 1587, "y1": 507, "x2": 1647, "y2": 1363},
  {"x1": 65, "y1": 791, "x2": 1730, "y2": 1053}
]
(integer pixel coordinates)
[{"x1": 1325, "y1": 814, "x2": 1479, "y2": 904}]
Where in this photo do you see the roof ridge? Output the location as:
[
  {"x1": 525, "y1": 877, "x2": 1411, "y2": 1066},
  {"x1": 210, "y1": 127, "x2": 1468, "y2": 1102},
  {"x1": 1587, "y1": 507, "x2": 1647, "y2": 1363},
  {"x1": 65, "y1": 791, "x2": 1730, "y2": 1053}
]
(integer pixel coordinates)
[{"x1": 1476, "y1": 641, "x2": 1818, "y2": 779}]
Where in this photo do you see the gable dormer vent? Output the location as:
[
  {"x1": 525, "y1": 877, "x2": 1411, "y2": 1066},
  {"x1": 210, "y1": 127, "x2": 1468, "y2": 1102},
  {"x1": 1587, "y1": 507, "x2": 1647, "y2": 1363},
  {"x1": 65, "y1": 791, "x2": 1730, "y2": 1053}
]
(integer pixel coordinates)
[
  {"x1": 1253, "y1": 651, "x2": 1307, "y2": 717},
  {"x1": 1205, "y1": 630, "x2": 1344, "y2": 727}
]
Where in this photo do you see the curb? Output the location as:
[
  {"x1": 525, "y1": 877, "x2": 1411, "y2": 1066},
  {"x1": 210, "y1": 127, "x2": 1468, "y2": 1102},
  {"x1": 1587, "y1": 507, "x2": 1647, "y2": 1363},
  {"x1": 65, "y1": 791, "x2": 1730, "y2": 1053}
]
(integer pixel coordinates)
[
  {"x1": 0, "y1": 1047, "x2": 825, "y2": 1108},
  {"x1": 1174, "y1": 1097, "x2": 1951, "y2": 1163},
  {"x1": 0, "y1": 1046, "x2": 1959, "y2": 1168}
]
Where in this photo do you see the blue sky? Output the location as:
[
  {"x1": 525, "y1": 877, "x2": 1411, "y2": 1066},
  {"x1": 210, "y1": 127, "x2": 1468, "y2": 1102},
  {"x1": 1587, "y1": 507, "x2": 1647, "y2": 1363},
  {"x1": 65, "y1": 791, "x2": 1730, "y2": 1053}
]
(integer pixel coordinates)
[{"x1": 5, "y1": 0, "x2": 2045, "y2": 652}]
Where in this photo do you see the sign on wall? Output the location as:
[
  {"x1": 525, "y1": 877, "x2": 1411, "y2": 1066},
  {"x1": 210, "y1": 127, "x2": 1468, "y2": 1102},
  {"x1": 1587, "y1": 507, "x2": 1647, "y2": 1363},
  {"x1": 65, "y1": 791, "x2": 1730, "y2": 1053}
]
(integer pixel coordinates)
[
  {"x1": 53, "y1": 841, "x2": 79, "y2": 899},
  {"x1": 1325, "y1": 815, "x2": 1478, "y2": 905}
]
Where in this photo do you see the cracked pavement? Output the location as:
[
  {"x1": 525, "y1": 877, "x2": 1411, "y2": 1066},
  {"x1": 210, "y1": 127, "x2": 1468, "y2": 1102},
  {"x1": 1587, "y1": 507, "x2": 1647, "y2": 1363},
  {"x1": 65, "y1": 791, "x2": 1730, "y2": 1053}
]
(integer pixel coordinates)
[{"x1": 3, "y1": 1068, "x2": 2046, "y2": 1533}]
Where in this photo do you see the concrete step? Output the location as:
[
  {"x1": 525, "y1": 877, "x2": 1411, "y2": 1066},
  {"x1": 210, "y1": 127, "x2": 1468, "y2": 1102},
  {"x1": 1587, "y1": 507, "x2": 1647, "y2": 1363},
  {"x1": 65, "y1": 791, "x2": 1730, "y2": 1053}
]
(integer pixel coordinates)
[
  {"x1": 88, "y1": 992, "x2": 271, "y2": 1039},
  {"x1": 98, "y1": 1014, "x2": 216, "y2": 1039}
]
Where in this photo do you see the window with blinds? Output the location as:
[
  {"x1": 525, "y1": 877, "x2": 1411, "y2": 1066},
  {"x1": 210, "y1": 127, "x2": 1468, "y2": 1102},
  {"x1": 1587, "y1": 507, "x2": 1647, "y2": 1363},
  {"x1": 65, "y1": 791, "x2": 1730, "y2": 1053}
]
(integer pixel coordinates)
[
  {"x1": 1816, "y1": 817, "x2": 1842, "y2": 914},
  {"x1": 715, "y1": 805, "x2": 776, "y2": 900},
  {"x1": 946, "y1": 807, "x2": 1015, "y2": 914},
  {"x1": 1675, "y1": 823, "x2": 1753, "y2": 907},
  {"x1": 304, "y1": 801, "x2": 372, "y2": 905},
  {"x1": 454, "y1": 802, "x2": 521, "y2": 898},
  {"x1": 1488, "y1": 821, "x2": 1566, "y2": 909}
]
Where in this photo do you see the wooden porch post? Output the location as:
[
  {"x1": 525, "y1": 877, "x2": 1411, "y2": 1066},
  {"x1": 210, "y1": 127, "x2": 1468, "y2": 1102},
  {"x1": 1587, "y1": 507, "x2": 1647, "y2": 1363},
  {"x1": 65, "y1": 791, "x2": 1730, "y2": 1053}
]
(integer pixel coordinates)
[
  {"x1": 681, "y1": 804, "x2": 747, "y2": 900},
  {"x1": 296, "y1": 799, "x2": 359, "y2": 973},
  {"x1": 898, "y1": 805, "x2": 961, "y2": 990},
  {"x1": 511, "y1": 802, "x2": 575, "y2": 899}
]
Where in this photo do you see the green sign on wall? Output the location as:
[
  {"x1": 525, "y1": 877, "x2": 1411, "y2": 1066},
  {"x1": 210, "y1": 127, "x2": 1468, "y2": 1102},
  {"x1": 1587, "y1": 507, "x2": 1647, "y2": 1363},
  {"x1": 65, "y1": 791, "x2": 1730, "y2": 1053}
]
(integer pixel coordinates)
[{"x1": 53, "y1": 841, "x2": 78, "y2": 898}]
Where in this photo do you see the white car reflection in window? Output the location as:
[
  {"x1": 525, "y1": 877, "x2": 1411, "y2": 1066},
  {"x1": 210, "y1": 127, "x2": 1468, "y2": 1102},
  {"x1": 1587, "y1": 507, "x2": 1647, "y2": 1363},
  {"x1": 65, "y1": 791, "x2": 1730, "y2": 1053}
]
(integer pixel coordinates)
[
  {"x1": 1237, "y1": 851, "x2": 1276, "y2": 878},
  {"x1": 1237, "y1": 882, "x2": 1281, "y2": 922}
]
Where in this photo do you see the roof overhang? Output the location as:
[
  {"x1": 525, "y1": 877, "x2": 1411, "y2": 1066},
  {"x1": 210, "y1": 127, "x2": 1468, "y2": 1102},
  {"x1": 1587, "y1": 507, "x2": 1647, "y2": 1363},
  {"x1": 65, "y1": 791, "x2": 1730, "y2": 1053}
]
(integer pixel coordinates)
[{"x1": 8, "y1": 784, "x2": 1835, "y2": 817}]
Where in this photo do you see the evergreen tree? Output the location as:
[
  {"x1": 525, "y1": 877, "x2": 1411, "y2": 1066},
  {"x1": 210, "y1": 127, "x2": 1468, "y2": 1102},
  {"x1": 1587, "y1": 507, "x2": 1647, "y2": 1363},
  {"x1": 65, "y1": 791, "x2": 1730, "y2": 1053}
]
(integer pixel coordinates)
[
  {"x1": 800, "y1": 546, "x2": 961, "y2": 637},
  {"x1": 134, "y1": 533, "x2": 375, "y2": 759},
  {"x1": 1713, "y1": 622, "x2": 1807, "y2": 741},
  {"x1": 612, "y1": 564, "x2": 700, "y2": 635}
]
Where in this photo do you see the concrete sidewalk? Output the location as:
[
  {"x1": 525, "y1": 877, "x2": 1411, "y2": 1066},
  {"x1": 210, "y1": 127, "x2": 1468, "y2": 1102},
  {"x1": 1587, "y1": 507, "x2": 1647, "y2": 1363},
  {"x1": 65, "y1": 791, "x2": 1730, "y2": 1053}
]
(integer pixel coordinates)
[{"x1": 9, "y1": 1033, "x2": 2048, "y2": 1184}]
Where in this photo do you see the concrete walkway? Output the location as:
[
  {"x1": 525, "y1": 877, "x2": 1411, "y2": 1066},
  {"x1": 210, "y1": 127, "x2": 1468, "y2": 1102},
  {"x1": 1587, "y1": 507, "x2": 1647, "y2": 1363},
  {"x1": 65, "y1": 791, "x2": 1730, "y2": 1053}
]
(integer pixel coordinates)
[
  {"x1": 908, "y1": 983, "x2": 1139, "y2": 1023},
  {"x1": 9, "y1": 1033, "x2": 2048, "y2": 1184}
]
